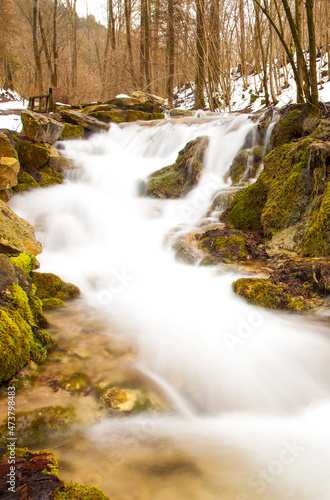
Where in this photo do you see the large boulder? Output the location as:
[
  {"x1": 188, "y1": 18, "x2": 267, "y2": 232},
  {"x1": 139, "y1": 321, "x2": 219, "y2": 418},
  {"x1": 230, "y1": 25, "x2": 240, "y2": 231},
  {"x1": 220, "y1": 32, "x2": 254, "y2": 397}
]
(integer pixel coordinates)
[
  {"x1": 16, "y1": 138, "x2": 51, "y2": 171},
  {"x1": 145, "y1": 136, "x2": 209, "y2": 199},
  {"x1": 224, "y1": 137, "x2": 330, "y2": 257},
  {"x1": 21, "y1": 110, "x2": 64, "y2": 144},
  {"x1": 0, "y1": 199, "x2": 42, "y2": 255},
  {"x1": 60, "y1": 109, "x2": 110, "y2": 133},
  {"x1": 0, "y1": 132, "x2": 18, "y2": 158}
]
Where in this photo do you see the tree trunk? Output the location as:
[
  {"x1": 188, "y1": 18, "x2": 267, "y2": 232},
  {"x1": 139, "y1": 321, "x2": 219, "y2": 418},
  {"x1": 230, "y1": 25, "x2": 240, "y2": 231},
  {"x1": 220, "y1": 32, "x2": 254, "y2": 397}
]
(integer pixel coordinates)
[
  {"x1": 33, "y1": 0, "x2": 43, "y2": 93},
  {"x1": 305, "y1": 0, "x2": 319, "y2": 112},
  {"x1": 295, "y1": 0, "x2": 304, "y2": 103},
  {"x1": 255, "y1": 4, "x2": 270, "y2": 106},
  {"x1": 209, "y1": 0, "x2": 220, "y2": 110},
  {"x1": 53, "y1": 0, "x2": 58, "y2": 87},
  {"x1": 194, "y1": 0, "x2": 205, "y2": 109},
  {"x1": 124, "y1": 0, "x2": 134, "y2": 83},
  {"x1": 71, "y1": 0, "x2": 77, "y2": 93},
  {"x1": 167, "y1": 0, "x2": 175, "y2": 108},
  {"x1": 239, "y1": 0, "x2": 247, "y2": 90}
]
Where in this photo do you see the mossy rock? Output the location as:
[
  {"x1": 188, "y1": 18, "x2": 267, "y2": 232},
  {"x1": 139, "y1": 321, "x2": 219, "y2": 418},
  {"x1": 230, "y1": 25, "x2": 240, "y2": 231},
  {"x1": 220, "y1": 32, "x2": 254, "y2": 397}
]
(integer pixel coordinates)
[
  {"x1": 199, "y1": 233, "x2": 248, "y2": 262},
  {"x1": 300, "y1": 181, "x2": 330, "y2": 256},
  {"x1": 0, "y1": 131, "x2": 18, "y2": 158},
  {"x1": 55, "y1": 482, "x2": 110, "y2": 500},
  {"x1": 270, "y1": 108, "x2": 306, "y2": 149},
  {"x1": 146, "y1": 136, "x2": 209, "y2": 199},
  {"x1": 232, "y1": 277, "x2": 310, "y2": 311},
  {"x1": 225, "y1": 175, "x2": 269, "y2": 231},
  {"x1": 0, "y1": 283, "x2": 55, "y2": 383},
  {"x1": 0, "y1": 406, "x2": 75, "y2": 447},
  {"x1": 39, "y1": 166, "x2": 64, "y2": 187},
  {"x1": 42, "y1": 297, "x2": 65, "y2": 310},
  {"x1": 21, "y1": 110, "x2": 65, "y2": 144},
  {"x1": 229, "y1": 146, "x2": 263, "y2": 186},
  {"x1": 32, "y1": 271, "x2": 80, "y2": 303},
  {"x1": 310, "y1": 118, "x2": 330, "y2": 141},
  {"x1": 15, "y1": 171, "x2": 41, "y2": 192},
  {"x1": 60, "y1": 122, "x2": 85, "y2": 140},
  {"x1": 88, "y1": 109, "x2": 127, "y2": 123},
  {"x1": 10, "y1": 252, "x2": 37, "y2": 273},
  {"x1": 16, "y1": 138, "x2": 52, "y2": 171},
  {"x1": 0, "y1": 199, "x2": 42, "y2": 255},
  {"x1": 59, "y1": 373, "x2": 90, "y2": 394}
]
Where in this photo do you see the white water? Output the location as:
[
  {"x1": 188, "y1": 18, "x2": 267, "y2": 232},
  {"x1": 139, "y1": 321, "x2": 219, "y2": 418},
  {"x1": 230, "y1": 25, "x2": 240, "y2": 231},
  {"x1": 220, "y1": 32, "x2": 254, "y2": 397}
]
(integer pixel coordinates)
[{"x1": 10, "y1": 117, "x2": 330, "y2": 499}]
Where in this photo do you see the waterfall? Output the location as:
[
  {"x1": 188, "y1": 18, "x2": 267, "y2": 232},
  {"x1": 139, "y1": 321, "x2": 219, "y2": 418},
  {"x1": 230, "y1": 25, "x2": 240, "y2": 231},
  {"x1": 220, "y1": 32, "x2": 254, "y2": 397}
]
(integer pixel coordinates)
[{"x1": 9, "y1": 116, "x2": 330, "y2": 499}]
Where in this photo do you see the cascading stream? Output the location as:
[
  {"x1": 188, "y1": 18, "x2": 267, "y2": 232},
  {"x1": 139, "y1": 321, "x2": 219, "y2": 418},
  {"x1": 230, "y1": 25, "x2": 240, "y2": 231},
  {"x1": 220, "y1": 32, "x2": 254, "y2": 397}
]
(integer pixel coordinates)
[{"x1": 10, "y1": 116, "x2": 330, "y2": 499}]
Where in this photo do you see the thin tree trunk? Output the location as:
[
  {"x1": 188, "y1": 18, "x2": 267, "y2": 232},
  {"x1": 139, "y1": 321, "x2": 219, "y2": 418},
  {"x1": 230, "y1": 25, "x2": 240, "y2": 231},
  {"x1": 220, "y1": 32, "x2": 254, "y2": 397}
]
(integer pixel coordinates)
[
  {"x1": 295, "y1": 0, "x2": 304, "y2": 103},
  {"x1": 194, "y1": 0, "x2": 205, "y2": 109},
  {"x1": 39, "y1": 10, "x2": 56, "y2": 85},
  {"x1": 305, "y1": 0, "x2": 319, "y2": 111},
  {"x1": 255, "y1": 4, "x2": 269, "y2": 106},
  {"x1": 239, "y1": 0, "x2": 247, "y2": 89},
  {"x1": 33, "y1": 0, "x2": 43, "y2": 93},
  {"x1": 53, "y1": 0, "x2": 58, "y2": 87},
  {"x1": 124, "y1": 0, "x2": 134, "y2": 83},
  {"x1": 71, "y1": 0, "x2": 77, "y2": 93},
  {"x1": 167, "y1": 0, "x2": 175, "y2": 108}
]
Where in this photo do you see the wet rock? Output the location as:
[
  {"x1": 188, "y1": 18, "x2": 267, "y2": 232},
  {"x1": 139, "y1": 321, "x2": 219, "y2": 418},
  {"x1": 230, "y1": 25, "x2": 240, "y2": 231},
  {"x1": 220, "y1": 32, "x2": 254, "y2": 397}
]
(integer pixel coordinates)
[
  {"x1": 146, "y1": 136, "x2": 209, "y2": 199},
  {"x1": 0, "y1": 199, "x2": 42, "y2": 255},
  {"x1": 59, "y1": 122, "x2": 85, "y2": 140},
  {"x1": 0, "y1": 406, "x2": 75, "y2": 447},
  {"x1": 59, "y1": 372, "x2": 91, "y2": 395},
  {"x1": 170, "y1": 109, "x2": 195, "y2": 118},
  {"x1": 100, "y1": 386, "x2": 162, "y2": 414},
  {"x1": 21, "y1": 110, "x2": 64, "y2": 144},
  {"x1": 172, "y1": 240, "x2": 199, "y2": 264},
  {"x1": 32, "y1": 271, "x2": 80, "y2": 308},
  {"x1": 229, "y1": 145, "x2": 263, "y2": 185},
  {"x1": 60, "y1": 109, "x2": 110, "y2": 133},
  {"x1": 232, "y1": 277, "x2": 311, "y2": 311}
]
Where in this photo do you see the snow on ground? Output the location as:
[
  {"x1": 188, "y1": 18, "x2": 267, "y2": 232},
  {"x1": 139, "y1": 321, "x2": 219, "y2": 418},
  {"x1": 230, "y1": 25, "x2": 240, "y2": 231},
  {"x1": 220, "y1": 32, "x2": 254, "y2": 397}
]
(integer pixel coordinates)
[
  {"x1": 173, "y1": 55, "x2": 330, "y2": 112},
  {"x1": 0, "y1": 88, "x2": 27, "y2": 132}
]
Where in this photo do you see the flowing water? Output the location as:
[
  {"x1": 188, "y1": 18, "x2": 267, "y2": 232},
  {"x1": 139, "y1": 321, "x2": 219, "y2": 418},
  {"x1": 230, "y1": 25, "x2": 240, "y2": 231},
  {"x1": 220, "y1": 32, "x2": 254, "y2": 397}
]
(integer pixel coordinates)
[{"x1": 9, "y1": 116, "x2": 330, "y2": 499}]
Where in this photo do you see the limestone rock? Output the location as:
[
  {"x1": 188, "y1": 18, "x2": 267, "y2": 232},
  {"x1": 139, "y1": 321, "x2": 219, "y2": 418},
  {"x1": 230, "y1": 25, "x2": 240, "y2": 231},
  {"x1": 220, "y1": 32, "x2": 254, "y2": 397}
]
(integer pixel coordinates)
[
  {"x1": 0, "y1": 156, "x2": 20, "y2": 189},
  {"x1": 21, "y1": 110, "x2": 64, "y2": 144},
  {"x1": 49, "y1": 155, "x2": 74, "y2": 172},
  {"x1": 60, "y1": 109, "x2": 110, "y2": 133},
  {"x1": 60, "y1": 122, "x2": 85, "y2": 140},
  {"x1": 0, "y1": 199, "x2": 42, "y2": 255}
]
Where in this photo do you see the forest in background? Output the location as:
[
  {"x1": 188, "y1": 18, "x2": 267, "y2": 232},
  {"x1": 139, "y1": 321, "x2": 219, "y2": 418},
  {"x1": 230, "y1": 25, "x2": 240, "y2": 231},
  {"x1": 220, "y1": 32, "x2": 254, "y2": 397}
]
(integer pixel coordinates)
[{"x1": 0, "y1": 0, "x2": 329, "y2": 111}]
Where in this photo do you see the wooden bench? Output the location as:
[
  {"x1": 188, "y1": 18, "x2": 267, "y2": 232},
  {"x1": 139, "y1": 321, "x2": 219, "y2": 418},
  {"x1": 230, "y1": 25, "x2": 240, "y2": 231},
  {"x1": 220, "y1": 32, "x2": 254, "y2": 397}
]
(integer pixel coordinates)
[{"x1": 28, "y1": 88, "x2": 53, "y2": 113}]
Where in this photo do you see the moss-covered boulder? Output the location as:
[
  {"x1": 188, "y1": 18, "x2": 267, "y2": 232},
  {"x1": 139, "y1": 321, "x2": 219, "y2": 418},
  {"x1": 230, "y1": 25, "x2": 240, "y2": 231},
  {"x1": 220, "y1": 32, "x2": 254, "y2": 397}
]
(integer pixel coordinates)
[
  {"x1": 32, "y1": 271, "x2": 80, "y2": 309},
  {"x1": 39, "y1": 165, "x2": 64, "y2": 186},
  {"x1": 17, "y1": 138, "x2": 52, "y2": 171},
  {"x1": 225, "y1": 176, "x2": 269, "y2": 231},
  {"x1": 270, "y1": 107, "x2": 306, "y2": 149},
  {"x1": 146, "y1": 136, "x2": 209, "y2": 199},
  {"x1": 0, "y1": 283, "x2": 54, "y2": 383},
  {"x1": 21, "y1": 110, "x2": 65, "y2": 144},
  {"x1": 0, "y1": 199, "x2": 42, "y2": 255},
  {"x1": 310, "y1": 118, "x2": 330, "y2": 141},
  {"x1": 60, "y1": 122, "x2": 85, "y2": 140},
  {"x1": 0, "y1": 448, "x2": 110, "y2": 500},
  {"x1": 232, "y1": 277, "x2": 310, "y2": 311},
  {"x1": 15, "y1": 171, "x2": 41, "y2": 192},
  {"x1": 87, "y1": 109, "x2": 127, "y2": 123},
  {"x1": 197, "y1": 226, "x2": 266, "y2": 264},
  {"x1": 60, "y1": 110, "x2": 110, "y2": 133}
]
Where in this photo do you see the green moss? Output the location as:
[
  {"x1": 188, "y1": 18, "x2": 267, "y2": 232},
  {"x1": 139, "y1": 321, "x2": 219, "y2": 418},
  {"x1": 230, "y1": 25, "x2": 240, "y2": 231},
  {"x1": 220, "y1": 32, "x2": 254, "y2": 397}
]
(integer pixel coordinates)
[
  {"x1": 32, "y1": 272, "x2": 80, "y2": 299},
  {"x1": 270, "y1": 108, "x2": 305, "y2": 149},
  {"x1": 16, "y1": 139, "x2": 52, "y2": 171},
  {"x1": 301, "y1": 181, "x2": 330, "y2": 256},
  {"x1": 39, "y1": 166, "x2": 64, "y2": 187},
  {"x1": 15, "y1": 172, "x2": 40, "y2": 192},
  {"x1": 10, "y1": 253, "x2": 37, "y2": 273},
  {"x1": 60, "y1": 123, "x2": 85, "y2": 140},
  {"x1": 29, "y1": 284, "x2": 49, "y2": 328},
  {"x1": 310, "y1": 119, "x2": 330, "y2": 141},
  {"x1": 42, "y1": 297, "x2": 65, "y2": 309},
  {"x1": 230, "y1": 150, "x2": 249, "y2": 185},
  {"x1": 146, "y1": 168, "x2": 184, "y2": 199},
  {"x1": 88, "y1": 110, "x2": 127, "y2": 123},
  {"x1": 232, "y1": 277, "x2": 310, "y2": 311},
  {"x1": 226, "y1": 175, "x2": 268, "y2": 231},
  {"x1": 54, "y1": 482, "x2": 109, "y2": 500}
]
